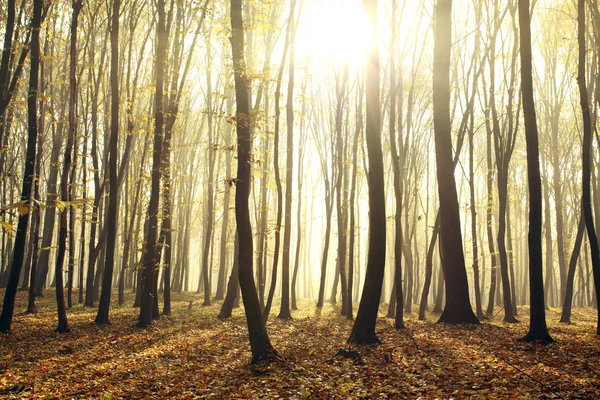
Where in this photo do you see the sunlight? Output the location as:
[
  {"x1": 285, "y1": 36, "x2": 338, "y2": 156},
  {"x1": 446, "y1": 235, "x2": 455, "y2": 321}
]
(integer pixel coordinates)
[{"x1": 295, "y1": 0, "x2": 375, "y2": 69}]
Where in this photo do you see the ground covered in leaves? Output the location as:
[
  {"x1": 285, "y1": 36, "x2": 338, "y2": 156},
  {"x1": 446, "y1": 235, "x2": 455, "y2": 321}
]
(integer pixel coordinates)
[{"x1": 1, "y1": 291, "x2": 599, "y2": 399}]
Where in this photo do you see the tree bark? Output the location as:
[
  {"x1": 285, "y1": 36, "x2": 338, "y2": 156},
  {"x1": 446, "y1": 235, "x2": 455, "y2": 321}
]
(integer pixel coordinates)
[
  {"x1": 0, "y1": 0, "x2": 43, "y2": 332},
  {"x1": 95, "y1": 0, "x2": 120, "y2": 325},
  {"x1": 348, "y1": 0, "x2": 387, "y2": 344},
  {"x1": 230, "y1": 0, "x2": 277, "y2": 363},
  {"x1": 139, "y1": 0, "x2": 167, "y2": 328},
  {"x1": 432, "y1": 0, "x2": 478, "y2": 324},
  {"x1": 577, "y1": 0, "x2": 600, "y2": 335},
  {"x1": 518, "y1": 0, "x2": 553, "y2": 343}
]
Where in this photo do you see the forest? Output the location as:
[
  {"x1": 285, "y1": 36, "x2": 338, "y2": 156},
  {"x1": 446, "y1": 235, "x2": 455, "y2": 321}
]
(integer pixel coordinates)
[{"x1": 1, "y1": 0, "x2": 600, "y2": 397}]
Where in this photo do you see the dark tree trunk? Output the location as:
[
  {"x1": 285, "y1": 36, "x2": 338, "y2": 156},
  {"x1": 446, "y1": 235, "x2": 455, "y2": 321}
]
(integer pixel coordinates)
[
  {"x1": 26, "y1": 34, "x2": 48, "y2": 313},
  {"x1": 389, "y1": 1, "x2": 404, "y2": 327},
  {"x1": 291, "y1": 89, "x2": 306, "y2": 311},
  {"x1": 33, "y1": 126, "x2": 62, "y2": 296},
  {"x1": 84, "y1": 26, "x2": 110, "y2": 307},
  {"x1": 95, "y1": 0, "x2": 120, "y2": 325},
  {"x1": 139, "y1": 0, "x2": 167, "y2": 328},
  {"x1": 484, "y1": 111, "x2": 498, "y2": 318},
  {"x1": 577, "y1": 0, "x2": 600, "y2": 335},
  {"x1": 278, "y1": 0, "x2": 298, "y2": 320},
  {"x1": 230, "y1": 0, "x2": 277, "y2": 363},
  {"x1": 218, "y1": 231, "x2": 239, "y2": 319},
  {"x1": 419, "y1": 214, "x2": 440, "y2": 320},
  {"x1": 215, "y1": 99, "x2": 233, "y2": 301},
  {"x1": 432, "y1": 0, "x2": 478, "y2": 325},
  {"x1": 561, "y1": 211, "x2": 585, "y2": 323},
  {"x1": 78, "y1": 103, "x2": 88, "y2": 305},
  {"x1": 348, "y1": 0, "x2": 387, "y2": 344},
  {"x1": 263, "y1": 8, "x2": 293, "y2": 321},
  {"x1": 0, "y1": 0, "x2": 43, "y2": 332},
  {"x1": 316, "y1": 191, "x2": 334, "y2": 308},
  {"x1": 333, "y1": 67, "x2": 349, "y2": 315},
  {"x1": 518, "y1": 0, "x2": 553, "y2": 343},
  {"x1": 200, "y1": 42, "x2": 215, "y2": 306},
  {"x1": 346, "y1": 81, "x2": 362, "y2": 321},
  {"x1": 53, "y1": 0, "x2": 83, "y2": 333}
]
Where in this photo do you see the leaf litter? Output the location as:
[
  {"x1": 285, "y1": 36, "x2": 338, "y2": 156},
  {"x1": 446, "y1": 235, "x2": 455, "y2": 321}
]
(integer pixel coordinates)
[{"x1": 0, "y1": 291, "x2": 599, "y2": 399}]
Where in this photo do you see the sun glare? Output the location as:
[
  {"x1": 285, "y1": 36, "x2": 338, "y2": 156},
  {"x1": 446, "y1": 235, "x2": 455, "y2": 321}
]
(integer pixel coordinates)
[{"x1": 295, "y1": 0, "x2": 375, "y2": 69}]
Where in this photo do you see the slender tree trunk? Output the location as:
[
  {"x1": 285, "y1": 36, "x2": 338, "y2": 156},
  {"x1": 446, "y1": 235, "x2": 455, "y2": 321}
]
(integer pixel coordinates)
[
  {"x1": 518, "y1": 0, "x2": 553, "y2": 342},
  {"x1": 0, "y1": 0, "x2": 43, "y2": 332},
  {"x1": 95, "y1": 0, "x2": 120, "y2": 325},
  {"x1": 263, "y1": 7, "x2": 293, "y2": 321},
  {"x1": 200, "y1": 44, "x2": 215, "y2": 305},
  {"x1": 291, "y1": 80, "x2": 307, "y2": 311},
  {"x1": 139, "y1": 0, "x2": 167, "y2": 328},
  {"x1": 26, "y1": 34, "x2": 48, "y2": 313},
  {"x1": 577, "y1": 0, "x2": 600, "y2": 335},
  {"x1": 278, "y1": 0, "x2": 298, "y2": 320},
  {"x1": 215, "y1": 99, "x2": 234, "y2": 301},
  {"x1": 218, "y1": 231, "x2": 239, "y2": 319},
  {"x1": 53, "y1": 0, "x2": 83, "y2": 333},
  {"x1": 348, "y1": 0, "x2": 387, "y2": 344},
  {"x1": 230, "y1": 0, "x2": 277, "y2": 363},
  {"x1": 561, "y1": 211, "x2": 585, "y2": 323}
]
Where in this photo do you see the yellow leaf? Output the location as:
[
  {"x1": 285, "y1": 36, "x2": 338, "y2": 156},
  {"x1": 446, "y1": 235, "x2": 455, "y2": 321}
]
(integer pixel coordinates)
[
  {"x1": 0, "y1": 221, "x2": 13, "y2": 235},
  {"x1": 54, "y1": 200, "x2": 66, "y2": 211},
  {"x1": 17, "y1": 202, "x2": 30, "y2": 216}
]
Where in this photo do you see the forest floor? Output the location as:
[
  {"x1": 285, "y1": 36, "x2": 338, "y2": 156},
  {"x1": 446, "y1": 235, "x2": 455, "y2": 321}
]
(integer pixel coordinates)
[{"x1": 0, "y1": 291, "x2": 599, "y2": 399}]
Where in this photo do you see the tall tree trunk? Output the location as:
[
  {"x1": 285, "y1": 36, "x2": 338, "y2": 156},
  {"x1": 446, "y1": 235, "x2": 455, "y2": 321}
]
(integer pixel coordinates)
[
  {"x1": 432, "y1": 0, "x2": 478, "y2": 324},
  {"x1": 215, "y1": 99, "x2": 233, "y2": 301},
  {"x1": 84, "y1": 25, "x2": 110, "y2": 307},
  {"x1": 577, "y1": 0, "x2": 600, "y2": 335},
  {"x1": 263, "y1": 7, "x2": 293, "y2": 321},
  {"x1": 346, "y1": 81, "x2": 362, "y2": 321},
  {"x1": 230, "y1": 0, "x2": 277, "y2": 363},
  {"x1": 485, "y1": 117, "x2": 498, "y2": 317},
  {"x1": 78, "y1": 109, "x2": 88, "y2": 305},
  {"x1": 96, "y1": 0, "x2": 120, "y2": 325},
  {"x1": 518, "y1": 0, "x2": 553, "y2": 343},
  {"x1": 389, "y1": 1, "x2": 404, "y2": 327},
  {"x1": 53, "y1": 0, "x2": 83, "y2": 333},
  {"x1": 333, "y1": 67, "x2": 349, "y2": 315},
  {"x1": 200, "y1": 42, "x2": 215, "y2": 306},
  {"x1": 348, "y1": 0, "x2": 387, "y2": 344},
  {"x1": 0, "y1": 0, "x2": 43, "y2": 332},
  {"x1": 26, "y1": 34, "x2": 48, "y2": 313},
  {"x1": 139, "y1": 0, "x2": 167, "y2": 328},
  {"x1": 278, "y1": 0, "x2": 298, "y2": 320},
  {"x1": 291, "y1": 112, "x2": 305, "y2": 311}
]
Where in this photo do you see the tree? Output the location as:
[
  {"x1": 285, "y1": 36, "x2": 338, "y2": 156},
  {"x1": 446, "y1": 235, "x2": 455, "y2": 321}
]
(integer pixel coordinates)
[
  {"x1": 230, "y1": 0, "x2": 277, "y2": 363},
  {"x1": 278, "y1": 0, "x2": 298, "y2": 320},
  {"x1": 52, "y1": 0, "x2": 84, "y2": 333},
  {"x1": 0, "y1": 0, "x2": 44, "y2": 333},
  {"x1": 348, "y1": 0, "x2": 387, "y2": 344},
  {"x1": 576, "y1": 0, "x2": 600, "y2": 335},
  {"x1": 388, "y1": 0, "x2": 404, "y2": 329},
  {"x1": 432, "y1": 0, "x2": 478, "y2": 324},
  {"x1": 518, "y1": 0, "x2": 553, "y2": 343},
  {"x1": 139, "y1": 0, "x2": 167, "y2": 328},
  {"x1": 95, "y1": 0, "x2": 121, "y2": 325},
  {"x1": 263, "y1": 3, "x2": 294, "y2": 321}
]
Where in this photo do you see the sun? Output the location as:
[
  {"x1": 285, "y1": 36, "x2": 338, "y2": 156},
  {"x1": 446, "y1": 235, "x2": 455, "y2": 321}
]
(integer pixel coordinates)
[{"x1": 295, "y1": 0, "x2": 375, "y2": 70}]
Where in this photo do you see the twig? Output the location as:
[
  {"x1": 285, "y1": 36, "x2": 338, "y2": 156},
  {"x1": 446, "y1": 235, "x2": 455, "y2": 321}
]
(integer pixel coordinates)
[
  {"x1": 403, "y1": 329, "x2": 423, "y2": 353},
  {"x1": 498, "y1": 355, "x2": 564, "y2": 399}
]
